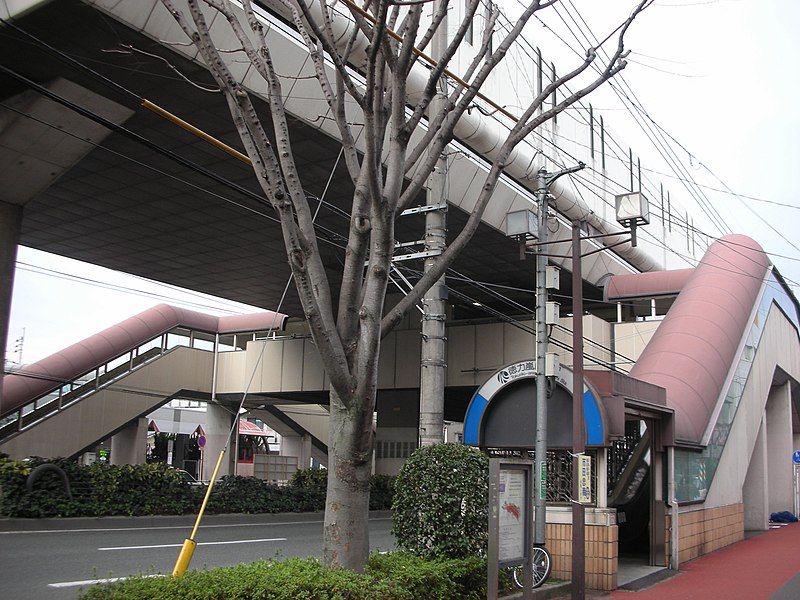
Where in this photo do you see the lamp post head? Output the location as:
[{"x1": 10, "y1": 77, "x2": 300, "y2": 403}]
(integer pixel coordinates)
[
  {"x1": 614, "y1": 191, "x2": 650, "y2": 227},
  {"x1": 505, "y1": 209, "x2": 538, "y2": 238}
]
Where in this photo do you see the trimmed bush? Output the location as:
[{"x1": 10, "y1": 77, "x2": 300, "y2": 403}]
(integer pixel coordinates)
[
  {"x1": 77, "y1": 553, "x2": 491, "y2": 600},
  {"x1": 0, "y1": 457, "x2": 199, "y2": 518},
  {"x1": 288, "y1": 466, "x2": 328, "y2": 492},
  {"x1": 0, "y1": 459, "x2": 394, "y2": 518},
  {"x1": 205, "y1": 475, "x2": 301, "y2": 514},
  {"x1": 392, "y1": 444, "x2": 489, "y2": 559},
  {"x1": 366, "y1": 552, "x2": 487, "y2": 600}
]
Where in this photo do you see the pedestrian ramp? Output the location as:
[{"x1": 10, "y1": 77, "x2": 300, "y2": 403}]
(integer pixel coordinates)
[{"x1": 0, "y1": 304, "x2": 286, "y2": 459}]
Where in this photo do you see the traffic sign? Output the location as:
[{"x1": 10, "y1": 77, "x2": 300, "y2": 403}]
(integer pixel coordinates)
[{"x1": 792, "y1": 450, "x2": 800, "y2": 464}]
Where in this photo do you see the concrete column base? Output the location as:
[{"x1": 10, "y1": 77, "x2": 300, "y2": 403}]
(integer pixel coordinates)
[
  {"x1": 203, "y1": 402, "x2": 233, "y2": 479},
  {"x1": 110, "y1": 417, "x2": 148, "y2": 465}
]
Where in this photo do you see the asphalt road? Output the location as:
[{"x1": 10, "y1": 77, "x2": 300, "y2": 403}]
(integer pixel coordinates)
[{"x1": 0, "y1": 513, "x2": 395, "y2": 600}]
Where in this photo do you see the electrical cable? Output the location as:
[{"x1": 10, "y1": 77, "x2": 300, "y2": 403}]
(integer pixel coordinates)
[
  {"x1": 552, "y1": 0, "x2": 732, "y2": 237},
  {"x1": 0, "y1": 64, "x2": 264, "y2": 203}
]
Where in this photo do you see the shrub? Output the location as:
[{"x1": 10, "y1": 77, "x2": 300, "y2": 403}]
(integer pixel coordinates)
[
  {"x1": 392, "y1": 444, "x2": 489, "y2": 559},
  {"x1": 77, "y1": 553, "x2": 490, "y2": 600},
  {"x1": 284, "y1": 468, "x2": 395, "y2": 511},
  {"x1": 369, "y1": 474, "x2": 395, "y2": 510},
  {"x1": 366, "y1": 552, "x2": 487, "y2": 600},
  {"x1": 205, "y1": 475, "x2": 296, "y2": 514},
  {"x1": 288, "y1": 466, "x2": 328, "y2": 492},
  {"x1": 0, "y1": 459, "x2": 395, "y2": 517},
  {"x1": 0, "y1": 458, "x2": 201, "y2": 518}
]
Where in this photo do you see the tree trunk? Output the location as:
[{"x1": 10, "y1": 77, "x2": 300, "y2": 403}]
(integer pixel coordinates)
[{"x1": 323, "y1": 387, "x2": 374, "y2": 570}]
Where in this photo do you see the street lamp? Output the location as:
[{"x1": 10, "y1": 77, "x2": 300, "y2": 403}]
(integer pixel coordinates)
[
  {"x1": 568, "y1": 191, "x2": 649, "y2": 600},
  {"x1": 614, "y1": 191, "x2": 650, "y2": 245},
  {"x1": 506, "y1": 164, "x2": 584, "y2": 577},
  {"x1": 507, "y1": 180, "x2": 648, "y2": 600}
]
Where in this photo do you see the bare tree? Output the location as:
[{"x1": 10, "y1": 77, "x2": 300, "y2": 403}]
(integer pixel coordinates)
[{"x1": 161, "y1": 0, "x2": 649, "y2": 571}]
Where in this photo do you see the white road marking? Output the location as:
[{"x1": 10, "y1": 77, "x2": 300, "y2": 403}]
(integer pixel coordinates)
[
  {"x1": 0, "y1": 517, "x2": 391, "y2": 535},
  {"x1": 48, "y1": 575, "x2": 161, "y2": 588},
  {"x1": 99, "y1": 537, "x2": 287, "y2": 551}
]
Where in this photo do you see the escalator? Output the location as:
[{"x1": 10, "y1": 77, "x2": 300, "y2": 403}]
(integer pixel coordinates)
[{"x1": 607, "y1": 421, "x2": 652, "y2": 558}]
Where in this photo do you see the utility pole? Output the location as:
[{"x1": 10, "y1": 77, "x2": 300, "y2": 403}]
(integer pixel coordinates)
[
  {"x1": 13, "y1": 327, "x2": 24, "y2": 366},
  {"x1": 571, "y1": 222, "x2": 586, "y2": 600},
  {"x1": 531, "y1": 163, "x2": 585, "y2": 555},
  {"x1": 533, "y1": 168, "x2": 550, "y2": 547},
  {"x1": 419, "y1": 0, "x2": 448, "y2": 447}
]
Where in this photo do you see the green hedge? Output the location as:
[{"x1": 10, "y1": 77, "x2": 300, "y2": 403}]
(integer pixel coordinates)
[
  {"x1": 0, "y1": 458, "x2": 198, "y2": 518},
  {"x1": 0, "y1": 458, "x2": 393, "y2": 518},
  {"x1": 392, "y1": 444, "x2": 489, "y2": 559},
  {"x1": 77, "y1": 553, "x2": 498, "y2": 600}
]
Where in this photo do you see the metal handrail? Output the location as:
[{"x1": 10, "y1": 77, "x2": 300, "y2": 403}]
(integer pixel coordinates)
[{"x1": 0, "y1": 326, "x2": 250, "y2": 443}]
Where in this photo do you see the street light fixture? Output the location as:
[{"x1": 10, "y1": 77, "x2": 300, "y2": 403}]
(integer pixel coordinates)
[
  {"x1": 614, "y1": 191, "x2": 650, "y2": 246},
  {"x1": 507, "y1": 175, "x2": 648, "y2": 600}
]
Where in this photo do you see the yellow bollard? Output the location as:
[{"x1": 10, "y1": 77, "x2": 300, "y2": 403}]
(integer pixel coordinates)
[
  {"x1": 171, "y1": 447, "x2": 227, "y2": 577},
  {"x1": 172, "y1": 538, "x2": 197, "y2": 577}
]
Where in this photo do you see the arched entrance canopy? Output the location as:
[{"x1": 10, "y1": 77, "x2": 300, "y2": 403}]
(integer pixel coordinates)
[{"x1": 463, "y1": 360, "x2": 607, "y2": 449}]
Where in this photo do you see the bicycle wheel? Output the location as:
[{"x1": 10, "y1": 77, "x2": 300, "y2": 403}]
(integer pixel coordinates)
[{"x1": 512, "y1": 546, "x2": 552, "y2": 589}]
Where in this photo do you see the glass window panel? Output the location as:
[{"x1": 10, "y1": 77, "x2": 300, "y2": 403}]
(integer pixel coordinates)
[{"x1": 193, "y1": 338, "x2": 214, "y2": 351}]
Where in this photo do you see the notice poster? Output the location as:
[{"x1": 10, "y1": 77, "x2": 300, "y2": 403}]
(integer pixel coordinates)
[
  {"x1": 578, "y1": 455, "x2": 592, "y2": 504},
  {"x1": 498, "y1": 468, "x2": 526, "y2": 562}
]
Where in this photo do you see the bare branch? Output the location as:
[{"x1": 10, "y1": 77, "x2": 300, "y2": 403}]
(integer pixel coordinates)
[
  {"x1": 412, "y1": 0, "x2": 448, "y2": 59},
  {"x1": 292, "y1": 0, "x2": 366, "y2": 106},
  {"x1": 275, "y1": 1, "x2": 362, "y2": 183},
  {"x1": 382, "y1": 0, "x2": 648, "y2": 333},
  {"x1": 164, "y1": 0, "x2": 355, "y2": 398},
  {"x1": 402, "y1": 0, "x2": 481, "y2": 139},
  {"x1": 397, "y1": 1, "x2": 544, "y2": 211}
]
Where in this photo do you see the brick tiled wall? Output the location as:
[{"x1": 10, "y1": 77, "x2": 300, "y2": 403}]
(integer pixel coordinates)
[
  {"x1": 546, "y1": 523, "x2": 618, "y2": 591},
  {"x1": 666, "y1": 503, "x2": 744, "y2": 564}
]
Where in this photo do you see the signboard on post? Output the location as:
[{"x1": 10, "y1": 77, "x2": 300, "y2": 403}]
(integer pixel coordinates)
[
  {"x1": 498, "y1": 469, "x2": 527, "y2": 563},
  {"x1": 578, "y1": 454, "x2": 592, "y2": 504},
  {"x1": 539, "y1": 461, "x2": 547, "y2": 501},
  {"x1": 488, "y1": 457, "x2": 534, "y2": 600}
]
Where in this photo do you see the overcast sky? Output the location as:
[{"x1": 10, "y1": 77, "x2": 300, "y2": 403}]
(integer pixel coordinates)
[{"x1": 7, "y1": 0, "x2": 800, "y2": 364}]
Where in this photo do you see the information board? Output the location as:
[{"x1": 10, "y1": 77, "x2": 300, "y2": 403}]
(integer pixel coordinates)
[
  {"x1": 498, "y1": 468, "x2": 527, "y2": 562},
  {"x1": 578, "y1": 454, "x2": 592, "y2": 504}
]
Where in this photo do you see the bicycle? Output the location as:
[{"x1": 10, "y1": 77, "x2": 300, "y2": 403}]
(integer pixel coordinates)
[{"x1": 511, "y1": 546, "x2": 552, "y2": 589}]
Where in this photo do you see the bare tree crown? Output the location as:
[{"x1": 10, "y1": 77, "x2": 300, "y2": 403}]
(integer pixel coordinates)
[
  {"x1": 162, "y1": 0, "x2": 647, "y2": 407},
  {"x1": 160, "y1": 0, "x2": 650, "y2": 571}
]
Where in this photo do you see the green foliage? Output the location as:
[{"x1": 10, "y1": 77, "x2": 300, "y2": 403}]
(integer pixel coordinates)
[
  {"x1": 391, "y1": 444, "x2": 489, "y2": 559},
  {"x1": 366, "y1": 552, "x2": 488, "y2": 600},
  {"x1": 77, "y1": 553, "x2": 490, "y2": 600},
  {"x1": 0, "y1": 457, "x2": 200, "y2": 518},
  {"x1": 288, "y1": 467, "x2": 328, "y2": 492},
  {"x1": 0, "y1": 460, "x2": 394, "y2": 518},
  {"x1": 369, "y1": 474, "x2": 395, "y2": 511}
]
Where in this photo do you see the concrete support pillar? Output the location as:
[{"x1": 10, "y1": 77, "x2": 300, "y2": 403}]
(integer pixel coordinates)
[
  {"x1": 766, "y1": 381, "x2": 794, "y2": 514},
  {"x1": 0, "y1": 201, "x2": 22, "y2": 406},
  {"x1": 743, "y1": 413, "x2": 769, "y2": 530},
  {"x1": 110, "y1": 417, "x2": 148, "y2": 465},
  {"x1": 281, "y1": 433, "x2": 311, "y2": 470},
  {"x1": 418, "y1": 5, "x2": 448, "y2": 447},
  {"x1": 173, "y1": 434, "x2": 187, "y2": 469},
  {"x1": 203, "y1": 402, "x2": 233, "y2": 479}
]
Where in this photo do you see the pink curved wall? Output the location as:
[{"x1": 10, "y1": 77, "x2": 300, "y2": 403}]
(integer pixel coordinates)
[
  {"x1": 1, "y1": 304, "x2": 287, "y2": 415},
  {"x1": 629, "y1": 235, "x2": 770, "y2": 445}
]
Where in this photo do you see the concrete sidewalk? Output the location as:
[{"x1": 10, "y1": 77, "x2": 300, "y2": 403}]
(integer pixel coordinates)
[{"x1": 608, "y1": 523, "x2": 800, "y2": 600}]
